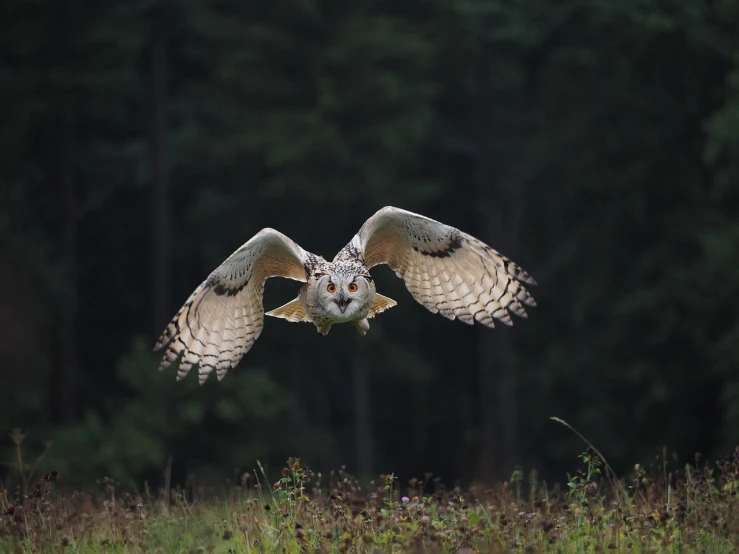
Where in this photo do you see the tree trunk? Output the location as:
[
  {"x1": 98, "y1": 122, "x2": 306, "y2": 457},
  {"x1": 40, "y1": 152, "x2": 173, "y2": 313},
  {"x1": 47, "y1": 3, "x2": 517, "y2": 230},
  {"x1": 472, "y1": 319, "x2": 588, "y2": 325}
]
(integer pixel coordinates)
[
  {"x1": 473, "y1": 49, "x2": 524, "y2": 481},
  {"x1": 150, "y1": 21, "x2": 171, "y2": 336},
  {"x1": 352, "y1": 340, "x2": 373, "y2": 477},
  {"x1": 57, "y1": 108, "x2": 77, "y2": 423},
  {"x1": 288, "y1": 347, "x2": 310, "y2": 433}
]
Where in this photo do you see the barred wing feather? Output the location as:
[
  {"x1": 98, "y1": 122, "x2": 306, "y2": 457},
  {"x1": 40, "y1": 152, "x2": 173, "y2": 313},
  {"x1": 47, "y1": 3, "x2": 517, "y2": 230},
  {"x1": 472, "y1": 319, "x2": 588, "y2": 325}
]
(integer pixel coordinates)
[
  {"x1": 154, "y1": 228, "x2": 310, "y2": 384},
  {"x1": 353, "y1": 206, "x2": 536, "y2": 327}
]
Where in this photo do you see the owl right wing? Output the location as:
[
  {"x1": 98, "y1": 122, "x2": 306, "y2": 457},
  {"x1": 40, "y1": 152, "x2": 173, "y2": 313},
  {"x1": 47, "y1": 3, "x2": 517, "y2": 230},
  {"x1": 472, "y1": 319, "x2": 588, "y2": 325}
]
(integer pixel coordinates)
[
  {"x1": 349, "y1": 206, "x2": 536, "y2": 328},
  {"x1": 154, "y1": 228, "x2": 313, "y2": 384}
]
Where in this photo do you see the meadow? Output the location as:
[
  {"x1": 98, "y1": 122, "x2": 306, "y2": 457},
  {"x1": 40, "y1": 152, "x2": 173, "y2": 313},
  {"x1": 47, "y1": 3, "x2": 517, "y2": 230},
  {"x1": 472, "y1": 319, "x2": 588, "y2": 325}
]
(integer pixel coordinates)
[{"x1": 2, "y1": 423, "x2": 738, "y2": 553}]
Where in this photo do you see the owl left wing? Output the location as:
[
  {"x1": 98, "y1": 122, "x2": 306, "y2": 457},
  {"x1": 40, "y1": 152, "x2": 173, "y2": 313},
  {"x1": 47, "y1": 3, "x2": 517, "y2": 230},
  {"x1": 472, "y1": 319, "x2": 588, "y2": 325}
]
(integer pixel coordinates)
[
  {"x1": 350, "y1": 206, "x2": 536, "y2": 327},
  {"x1": 154, "y1": 228, "x2": 313, "y2": 384}
]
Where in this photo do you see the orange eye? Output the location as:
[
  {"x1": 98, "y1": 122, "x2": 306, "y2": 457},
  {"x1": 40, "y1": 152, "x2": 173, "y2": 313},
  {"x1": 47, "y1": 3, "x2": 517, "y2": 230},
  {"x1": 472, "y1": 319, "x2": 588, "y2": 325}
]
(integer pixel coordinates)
[
  {"x1": 348, "y1": 283, "x2": 358, "y2": 293},
  {"x1": 327, "y1": 283, "x2": 336, "y2": 293}
]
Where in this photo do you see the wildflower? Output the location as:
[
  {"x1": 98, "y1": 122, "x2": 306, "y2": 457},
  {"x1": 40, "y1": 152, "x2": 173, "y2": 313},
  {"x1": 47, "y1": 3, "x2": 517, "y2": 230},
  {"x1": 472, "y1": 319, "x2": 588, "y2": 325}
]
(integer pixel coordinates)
[
  {"x1": 402, "y1": 496, "x2": 410, "y2": 503},
  {"x1": 422, "y1": 515, "x2": 430, "y2": 523}
]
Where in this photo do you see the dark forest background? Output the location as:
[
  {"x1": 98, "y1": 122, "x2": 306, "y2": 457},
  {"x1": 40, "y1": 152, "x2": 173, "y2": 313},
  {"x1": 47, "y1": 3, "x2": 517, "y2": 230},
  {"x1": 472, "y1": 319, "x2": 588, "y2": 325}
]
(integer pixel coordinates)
[{"x1": 2, "y1": 0, "x2": 739, "y2": 489}]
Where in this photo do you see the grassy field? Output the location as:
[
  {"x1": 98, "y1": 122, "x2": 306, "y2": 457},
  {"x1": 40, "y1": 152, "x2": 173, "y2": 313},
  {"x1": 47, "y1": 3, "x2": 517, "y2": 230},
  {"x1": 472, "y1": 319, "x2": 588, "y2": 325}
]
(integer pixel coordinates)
[{"x1": 2, "y1": 440, "x2": 739, "y2": 552}]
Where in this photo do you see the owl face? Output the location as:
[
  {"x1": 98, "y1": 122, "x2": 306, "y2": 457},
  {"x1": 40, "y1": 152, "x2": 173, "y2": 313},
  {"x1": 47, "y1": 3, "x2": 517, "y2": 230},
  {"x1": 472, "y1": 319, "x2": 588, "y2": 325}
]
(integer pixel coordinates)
[{"x1": 316, "y1": 272, "x2": 371, "y2": 320}]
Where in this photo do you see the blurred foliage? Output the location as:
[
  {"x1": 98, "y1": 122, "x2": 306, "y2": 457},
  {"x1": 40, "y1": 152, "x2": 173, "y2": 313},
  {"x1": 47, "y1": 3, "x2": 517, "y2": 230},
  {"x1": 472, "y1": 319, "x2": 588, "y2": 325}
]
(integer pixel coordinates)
[
  {"x1": 2, "y1": 0, "x2": 739, "y2": 487},
  {"x1": 45, "y1": 337, "x2": 290, "y2": 484}
]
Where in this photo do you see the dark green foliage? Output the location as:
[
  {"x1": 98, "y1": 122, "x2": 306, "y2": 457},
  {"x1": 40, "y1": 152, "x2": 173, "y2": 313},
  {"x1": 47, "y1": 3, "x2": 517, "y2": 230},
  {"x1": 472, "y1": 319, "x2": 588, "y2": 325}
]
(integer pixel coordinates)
[
  {"x1": 2, "y1": 0, "x2": 739, "y2": 487},
  {"x1": 46, "y1": 337, "x2": 291, "y2": 483},
  {"x1": 515, "y1": 2, "x2": 739, "y2": 473}
]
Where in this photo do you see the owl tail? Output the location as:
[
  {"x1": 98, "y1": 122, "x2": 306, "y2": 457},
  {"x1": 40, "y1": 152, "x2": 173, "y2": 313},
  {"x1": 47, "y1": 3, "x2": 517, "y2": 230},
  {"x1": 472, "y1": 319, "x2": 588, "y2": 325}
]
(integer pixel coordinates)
[{"x1": 265, "y1": 298, "x2": 312, "y2": 322}]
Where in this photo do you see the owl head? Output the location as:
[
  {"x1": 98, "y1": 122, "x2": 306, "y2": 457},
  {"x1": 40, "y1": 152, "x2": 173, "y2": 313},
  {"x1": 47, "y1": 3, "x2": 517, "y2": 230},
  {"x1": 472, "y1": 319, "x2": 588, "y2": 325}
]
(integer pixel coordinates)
[{"x1": 316, "y1": 270, "x2": 371, "y2": 319}]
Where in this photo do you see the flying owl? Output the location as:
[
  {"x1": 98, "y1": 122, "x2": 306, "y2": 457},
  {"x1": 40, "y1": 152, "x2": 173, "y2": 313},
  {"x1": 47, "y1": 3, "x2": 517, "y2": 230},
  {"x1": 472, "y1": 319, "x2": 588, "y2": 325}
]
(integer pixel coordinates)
[{"x1": 154, "y1": 206, "x2": 536, "y2": 384}]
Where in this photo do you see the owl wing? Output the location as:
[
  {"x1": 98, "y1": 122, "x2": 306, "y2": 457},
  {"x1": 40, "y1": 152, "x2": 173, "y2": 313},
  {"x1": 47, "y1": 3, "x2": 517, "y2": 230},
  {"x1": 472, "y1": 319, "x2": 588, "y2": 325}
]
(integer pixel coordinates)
[
  {"x1": 351, "y1": 206, "x2": 536, "y2": 327},
  {"x1": 154, "y1": 228, "x2": 312, "y2": 384}
]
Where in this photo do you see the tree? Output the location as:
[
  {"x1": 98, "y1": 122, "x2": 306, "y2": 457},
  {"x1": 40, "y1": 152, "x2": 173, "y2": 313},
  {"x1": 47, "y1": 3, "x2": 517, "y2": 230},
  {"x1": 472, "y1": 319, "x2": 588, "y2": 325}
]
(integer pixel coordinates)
[{"x1": 148, "y1": 6, "x2": 172, "y2": 337}]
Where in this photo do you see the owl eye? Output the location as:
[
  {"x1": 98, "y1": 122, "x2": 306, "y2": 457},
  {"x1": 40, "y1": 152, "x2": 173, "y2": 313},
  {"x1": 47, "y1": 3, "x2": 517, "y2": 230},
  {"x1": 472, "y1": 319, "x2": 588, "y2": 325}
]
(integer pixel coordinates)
[
  {"x1": 327, "y1": 283, "x2": 336, "y2": 293},
  {"x1": 348, "y1": 283, "x2": 358, "y2": 293}
]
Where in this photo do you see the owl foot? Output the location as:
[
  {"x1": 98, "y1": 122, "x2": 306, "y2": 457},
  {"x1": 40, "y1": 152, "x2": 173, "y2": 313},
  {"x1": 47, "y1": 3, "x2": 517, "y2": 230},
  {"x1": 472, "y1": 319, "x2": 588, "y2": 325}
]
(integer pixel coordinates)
[{"x1": 352, "y1": 318, "x2": 370, "y2": 336}]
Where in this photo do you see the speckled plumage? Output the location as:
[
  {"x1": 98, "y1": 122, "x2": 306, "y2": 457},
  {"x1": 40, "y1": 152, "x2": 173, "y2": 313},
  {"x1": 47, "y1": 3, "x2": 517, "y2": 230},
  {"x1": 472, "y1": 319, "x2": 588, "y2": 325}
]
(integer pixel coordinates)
[{"x1": 155, "y1": 206, "x2": 537, "y2": 384}]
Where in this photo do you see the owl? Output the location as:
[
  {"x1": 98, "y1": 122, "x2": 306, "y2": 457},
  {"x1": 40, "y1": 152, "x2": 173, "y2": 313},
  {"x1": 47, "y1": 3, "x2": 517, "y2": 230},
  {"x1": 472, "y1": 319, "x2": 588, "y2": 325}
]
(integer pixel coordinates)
[{"x1": 155, "y1": 207, "x2": 536, "y2": 384}]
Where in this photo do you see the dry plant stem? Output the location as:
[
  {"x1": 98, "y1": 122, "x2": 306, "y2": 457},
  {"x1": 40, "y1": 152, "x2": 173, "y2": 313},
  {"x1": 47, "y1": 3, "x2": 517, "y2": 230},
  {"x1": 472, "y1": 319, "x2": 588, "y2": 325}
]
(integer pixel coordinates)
[
  {"x1": 0, "y1": 479, "x2": 7, "y2": 512},
  {"x1": 26, "y1": 443, "x2": 51, "y2": 489},
  {"x1": 14, "y1": 439, "x2": 26, "y2": 500},
  {"x1": 5, "y1": 431, "x2": 52, "y2": 503},
  {"x1": 163, "y1": 455, "x2": 172, "y2": 516},
  {"x1": 549, "y1": 416, "x2": 626, "y2": 508}
]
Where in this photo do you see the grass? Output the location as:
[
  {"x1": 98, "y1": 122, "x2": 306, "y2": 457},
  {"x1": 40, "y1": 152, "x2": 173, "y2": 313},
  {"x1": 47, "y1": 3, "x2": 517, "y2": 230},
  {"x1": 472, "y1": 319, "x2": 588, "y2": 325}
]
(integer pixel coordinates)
[{"x1": 2, "y1": 433, "x2": 739, "y2": 552}]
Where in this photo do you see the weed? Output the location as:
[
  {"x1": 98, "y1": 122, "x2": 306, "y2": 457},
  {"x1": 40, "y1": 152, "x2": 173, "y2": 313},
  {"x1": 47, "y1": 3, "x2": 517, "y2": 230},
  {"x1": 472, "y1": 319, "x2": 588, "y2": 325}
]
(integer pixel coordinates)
[{"x1": 1, "y1": 433, "x2": 738, "y2": 552}]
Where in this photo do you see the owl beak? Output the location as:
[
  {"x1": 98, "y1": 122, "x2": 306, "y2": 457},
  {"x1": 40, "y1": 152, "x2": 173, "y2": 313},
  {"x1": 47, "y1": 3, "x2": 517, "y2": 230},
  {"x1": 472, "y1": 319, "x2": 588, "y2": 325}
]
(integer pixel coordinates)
[{"x1": 335, "y1": 291, "x2": 351, "y2": 313}]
